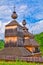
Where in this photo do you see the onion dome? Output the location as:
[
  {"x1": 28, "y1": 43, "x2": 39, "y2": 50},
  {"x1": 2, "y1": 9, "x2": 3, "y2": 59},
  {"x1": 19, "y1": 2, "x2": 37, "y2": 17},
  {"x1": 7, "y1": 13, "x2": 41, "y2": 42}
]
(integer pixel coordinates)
[
  {"x1": 11, "y1": 6, "x2": 18, "y2": 19},
  {"x1": 22, "y1": 19, "x2": 28, "y2": 32},
  {"x1": 22, "y1": 19, "x2": 26, "y2": 26},
  {"x1": 11, "y1": 11, "x2": 18, "y2": 19}
]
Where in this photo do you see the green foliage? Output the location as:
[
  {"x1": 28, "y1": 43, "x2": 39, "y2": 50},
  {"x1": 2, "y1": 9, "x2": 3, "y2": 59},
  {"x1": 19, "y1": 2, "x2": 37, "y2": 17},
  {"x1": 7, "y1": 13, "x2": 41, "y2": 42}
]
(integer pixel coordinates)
[
  {"x1": 34, "y1": 32, "x2": 43, "y2": 56},
  {"x1": 34, "y1": 32, "x2": 43, "y2": 45},
  {"x1": 0, "y1": 40, "x2": 4, "y2": 49}
]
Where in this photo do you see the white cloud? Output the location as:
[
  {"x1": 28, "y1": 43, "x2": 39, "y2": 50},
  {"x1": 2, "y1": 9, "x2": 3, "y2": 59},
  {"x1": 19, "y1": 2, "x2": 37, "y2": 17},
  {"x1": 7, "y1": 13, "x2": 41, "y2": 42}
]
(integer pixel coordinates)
[
  {"x1": 33, "y1": 11, "x2": 43, "y2": 19},
  {"x1": 0, "y1": 21, "x2": 5, "y2": 39},
  {"x1": 0, "y1": 6, "x2": 11, "y2": 14},
  {"x1": 0, "y1": 21, "x2": 5, "y2": 33},
  {"x1": 27, "y1": 20, "x2": 43, "y2": 34},
  {"x1": 0, "y1": 20, "x2": 11, "y2": 39},
  {"x1": 17, "y1": 5, "x2": 28, "y2": 16},
  {"x1": 19, "y1": 5, "x2": 27, "y2": 12},
  {"x1": 0, "y1": 5, "x2": 12, "y2": 20}
]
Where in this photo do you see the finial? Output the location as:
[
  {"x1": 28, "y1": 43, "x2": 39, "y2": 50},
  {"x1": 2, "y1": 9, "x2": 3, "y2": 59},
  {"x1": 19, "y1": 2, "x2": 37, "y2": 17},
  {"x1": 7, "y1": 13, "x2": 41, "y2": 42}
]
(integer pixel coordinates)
[
  {"x1": 11, "y1": 6, "x2": 18, "y2": 19},
  {"x1": 23, "y1": 14, "x2": 25, "y2": 20},
  {"x1": 22, "y1": 14, "x2": 26, "y2": 26},
  {"x1": 14, "y1": 6, "x2": 16, "y2": 11},
  {"x1": 13, "y1": 6, "x2": 16, "y2": 13},
  {"x1": 22, "y1": 20, "x2": 26, "y2": 26}
]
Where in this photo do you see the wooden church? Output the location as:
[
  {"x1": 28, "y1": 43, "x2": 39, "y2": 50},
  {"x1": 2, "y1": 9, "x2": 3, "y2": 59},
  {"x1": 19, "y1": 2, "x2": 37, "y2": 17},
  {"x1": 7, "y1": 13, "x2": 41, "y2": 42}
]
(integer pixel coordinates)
[
  {"x1": 0, "y1": 7, "x2": 41, "y2": 61},
  {"x1": 5, "y1": 7, "x2": 41, "y2": 57}
]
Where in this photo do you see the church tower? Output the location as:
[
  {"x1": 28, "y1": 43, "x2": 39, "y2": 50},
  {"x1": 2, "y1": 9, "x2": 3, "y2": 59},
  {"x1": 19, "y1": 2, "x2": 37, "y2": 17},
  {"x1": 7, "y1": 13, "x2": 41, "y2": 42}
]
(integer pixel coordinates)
[{"x1": 5, "y1": 6, "x2": 23, "y2": 47}]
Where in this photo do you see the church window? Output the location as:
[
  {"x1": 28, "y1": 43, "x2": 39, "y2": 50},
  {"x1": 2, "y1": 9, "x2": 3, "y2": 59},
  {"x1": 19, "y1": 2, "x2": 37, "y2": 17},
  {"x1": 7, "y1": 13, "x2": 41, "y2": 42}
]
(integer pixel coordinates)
[{"x1": 17, "y1": 26, "x2": 23, "y2": 32}]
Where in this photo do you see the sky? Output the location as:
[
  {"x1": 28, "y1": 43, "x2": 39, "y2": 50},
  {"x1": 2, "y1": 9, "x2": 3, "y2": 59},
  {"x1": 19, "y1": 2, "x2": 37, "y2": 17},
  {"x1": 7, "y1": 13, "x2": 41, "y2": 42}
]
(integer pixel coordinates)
[{"x1": 0, "y1": 0, "x2": 43, "y2": 39}]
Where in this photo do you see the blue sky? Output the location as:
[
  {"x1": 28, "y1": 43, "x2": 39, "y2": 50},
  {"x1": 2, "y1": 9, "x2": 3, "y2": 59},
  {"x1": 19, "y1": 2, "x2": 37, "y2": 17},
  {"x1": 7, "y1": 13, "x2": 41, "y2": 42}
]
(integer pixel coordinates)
[{"x1": 0, "y1": 0, "x2": 43, "y2": 39}]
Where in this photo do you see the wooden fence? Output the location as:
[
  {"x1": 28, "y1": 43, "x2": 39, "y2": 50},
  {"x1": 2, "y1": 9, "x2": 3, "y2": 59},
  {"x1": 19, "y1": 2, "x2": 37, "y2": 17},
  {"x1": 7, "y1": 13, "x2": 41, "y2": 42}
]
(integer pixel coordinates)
[{"x1": 0, "y1": 55, "x2": 43, "y2": 63}]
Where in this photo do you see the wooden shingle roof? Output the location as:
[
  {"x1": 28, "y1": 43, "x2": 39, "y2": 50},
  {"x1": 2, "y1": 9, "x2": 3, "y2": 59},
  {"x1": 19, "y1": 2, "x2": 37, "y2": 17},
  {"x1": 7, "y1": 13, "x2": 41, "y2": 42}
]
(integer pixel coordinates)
[
  {"x1": 23, "y1": 31, "x2": 34, "y2": 38},
  {"x1": 22, "y1": 26, "x2": 34, "y2": 38},
  {"x1": 0, "y1": 47, "x2": 32, "y2": 57},
  {"x1": 6, "y1": 20, "x2": 21, "y2": 27},
  {"x1": 24, "y1": 39, "x2": 39, "y2": 47}
]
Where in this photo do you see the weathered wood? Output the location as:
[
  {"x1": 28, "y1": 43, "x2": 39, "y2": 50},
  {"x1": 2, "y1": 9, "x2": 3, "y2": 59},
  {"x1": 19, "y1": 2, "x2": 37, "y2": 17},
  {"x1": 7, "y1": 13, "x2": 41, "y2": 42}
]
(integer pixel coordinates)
[{"x1": 0, "y1": 56, "x2": 43, "y2": 63}]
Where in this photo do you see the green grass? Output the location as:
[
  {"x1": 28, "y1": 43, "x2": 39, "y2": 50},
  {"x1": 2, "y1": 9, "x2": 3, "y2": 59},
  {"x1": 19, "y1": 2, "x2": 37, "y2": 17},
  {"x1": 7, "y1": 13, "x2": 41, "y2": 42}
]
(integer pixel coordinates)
[{"x1": 0, "y1": 61, "x2": 43, "y2": 65}]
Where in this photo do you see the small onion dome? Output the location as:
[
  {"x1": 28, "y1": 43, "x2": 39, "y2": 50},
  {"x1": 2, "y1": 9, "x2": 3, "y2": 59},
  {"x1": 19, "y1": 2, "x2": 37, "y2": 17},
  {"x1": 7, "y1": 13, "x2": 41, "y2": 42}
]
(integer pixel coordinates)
[
  {"x1": 22, "y1": 26, "x2": 28, "y2": 31},
  {"x1": 11, "y1": 11, "x2": 18, "y2": 19},
  {"x1": 22, "y1": 20, "x2": 26, "y2": 26}
]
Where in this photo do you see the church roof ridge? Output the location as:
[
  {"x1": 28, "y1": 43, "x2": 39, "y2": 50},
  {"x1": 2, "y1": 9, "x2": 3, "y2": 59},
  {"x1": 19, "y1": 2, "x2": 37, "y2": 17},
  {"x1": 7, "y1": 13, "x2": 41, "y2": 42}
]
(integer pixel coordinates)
[{"x1": 5, "y1": 20, "x2": 22, "y2": 27}]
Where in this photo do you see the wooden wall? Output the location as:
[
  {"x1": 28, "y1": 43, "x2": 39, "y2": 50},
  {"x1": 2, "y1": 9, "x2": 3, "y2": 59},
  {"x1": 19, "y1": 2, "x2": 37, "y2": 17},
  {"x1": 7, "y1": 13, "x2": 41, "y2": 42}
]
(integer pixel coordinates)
[
  {"x1": 24, "y1": 36, "x2": 29, "y2": 39},
  {"x1": 5, "y1": 25, "x2": 17, "y2": 29},
  {"x1": 26, "y1": 46, "x2": 35, "y2": 52},
  {"x1": 5, "y1": 36, "x2": 17, "y2": 43}
]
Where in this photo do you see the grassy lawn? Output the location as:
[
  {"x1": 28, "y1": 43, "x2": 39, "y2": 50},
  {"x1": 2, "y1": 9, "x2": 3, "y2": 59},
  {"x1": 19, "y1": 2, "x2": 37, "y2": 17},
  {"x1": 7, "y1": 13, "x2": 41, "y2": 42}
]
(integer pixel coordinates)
[{"x1": 0, "y1": 61, "x2": 43, "y2": 65}]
